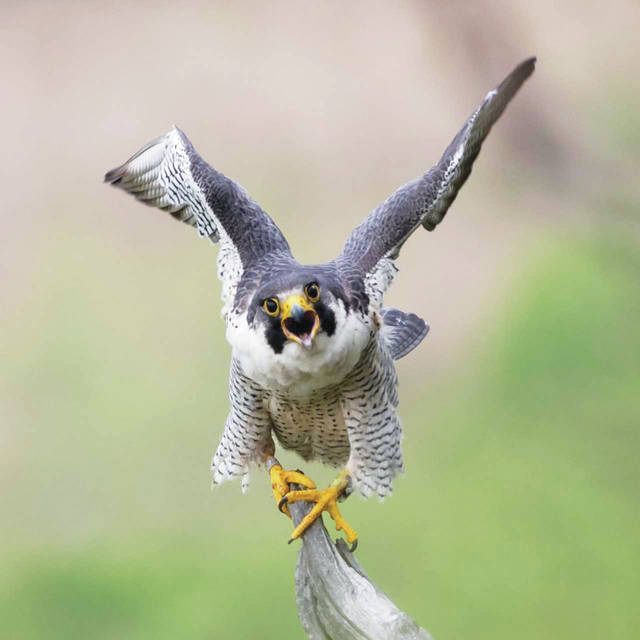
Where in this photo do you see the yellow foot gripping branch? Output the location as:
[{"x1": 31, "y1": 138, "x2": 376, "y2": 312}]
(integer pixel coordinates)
[
  {"x1": 267, "y1": 457, "x2": 316, "y2": 518},
  {"x1": 280, "y1": 469, "x2": 358, "y2": 551}
]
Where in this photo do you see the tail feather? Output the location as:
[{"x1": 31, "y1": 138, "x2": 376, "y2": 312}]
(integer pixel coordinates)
[{"x1": 379, "y1": 307, "x2": 429, "y2": 360}]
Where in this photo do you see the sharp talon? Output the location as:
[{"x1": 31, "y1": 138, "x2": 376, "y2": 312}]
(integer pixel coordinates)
[
  {"x1": 269, "y1": 467, "x2": 356, "y2": 545},
  {"x1": 350, "y1": 540, "x2": 358, "y2": 553},
  {"x1": 270, "y1": 465, "x2": 317, "y2": 517}
]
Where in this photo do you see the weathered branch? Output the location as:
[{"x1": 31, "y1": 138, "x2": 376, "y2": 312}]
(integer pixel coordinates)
[{"x1": 289, "y1": 490, "x2": 433, "y2": 640}]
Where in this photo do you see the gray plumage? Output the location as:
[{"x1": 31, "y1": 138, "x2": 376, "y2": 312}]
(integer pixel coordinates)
[
  {"x1": 380, "y1": 308, "x2": 430, "y2": 361},
  {"x1": 105, "y1": 58, "x2": 535, "y2": 498}
]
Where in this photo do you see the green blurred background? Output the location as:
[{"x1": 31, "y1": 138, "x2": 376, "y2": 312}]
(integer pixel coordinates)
[{"x1": 2, "y1": 2, "x2": 639, "y2": 638}]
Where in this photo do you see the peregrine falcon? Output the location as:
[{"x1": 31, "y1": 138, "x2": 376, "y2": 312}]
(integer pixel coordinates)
[{"x1": 105, "y1": 58, "x2": 535, "y2": 547}]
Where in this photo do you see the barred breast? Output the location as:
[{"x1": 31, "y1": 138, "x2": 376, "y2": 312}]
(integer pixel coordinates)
[{"x1": 267, "y1": 385, "x2": 351, "y2": 467}]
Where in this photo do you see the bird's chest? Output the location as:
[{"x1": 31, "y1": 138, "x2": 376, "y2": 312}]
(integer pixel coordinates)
[
  {"x1": 228, "y1": 306, "x2": 373, "y2": 395},
  {"x1": 266, "y1": 388, "x2": 350, "y2": 467}
]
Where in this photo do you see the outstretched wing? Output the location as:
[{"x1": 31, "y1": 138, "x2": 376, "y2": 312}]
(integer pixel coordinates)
[
  {"x1": 340, "y1": 57, "x2": 535, "y2": 282},
  {"x1": 105, "y1": 127, "x2": 292, "y2": 312}
]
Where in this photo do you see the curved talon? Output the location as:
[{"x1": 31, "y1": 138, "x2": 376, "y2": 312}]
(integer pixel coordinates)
[
  {"x1": 269, "y1": 465, "x2": 358, "y2": 547},
  {"x1": 285, "y1": 470, "x2": 358, "y2": 547},
  {"x1": 269, "y1": 462, "x2": 316, "y2": 519}
]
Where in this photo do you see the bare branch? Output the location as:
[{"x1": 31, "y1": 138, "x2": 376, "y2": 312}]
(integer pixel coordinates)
[{"x1": 290, "y1": 492, "x2": 433, "y2": 640}]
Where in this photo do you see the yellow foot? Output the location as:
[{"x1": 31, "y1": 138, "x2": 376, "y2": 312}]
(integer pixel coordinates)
[
  {"x1": 268, "y1": 458, "x2": 316, "y2": 518},
  {"x1": 280, "y1": 470, "x2": 358, "y2": 550}
]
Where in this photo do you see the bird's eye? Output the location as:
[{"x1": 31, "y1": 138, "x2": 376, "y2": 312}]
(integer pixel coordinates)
[
  {"x1": 305, "y1": 282, "x2": 320, "y2": 302},
  {"x1": 263, "y1": 298, "x2": 280, "y2": 316}
]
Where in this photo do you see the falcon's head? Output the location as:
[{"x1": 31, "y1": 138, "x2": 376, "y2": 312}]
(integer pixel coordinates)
[
  {"x1": 233, "y1": 266, "x2": 371, "y2": 393},
  {"x1": 250, "y1": 277, "x2": 345, "y2": 355}
]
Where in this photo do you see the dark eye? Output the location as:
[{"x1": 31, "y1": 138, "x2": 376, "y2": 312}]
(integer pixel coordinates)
[
  {"x1": 263, "y1": 298, "x2": 280, "y2": 316},
  {"x1": 305, "y1": 282, "x2": 320, "y2": 302}
]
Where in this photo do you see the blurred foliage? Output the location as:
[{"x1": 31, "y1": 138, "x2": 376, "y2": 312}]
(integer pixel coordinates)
[{"x1": 2, "y1": 230, "x2": 638, "y2": 639}]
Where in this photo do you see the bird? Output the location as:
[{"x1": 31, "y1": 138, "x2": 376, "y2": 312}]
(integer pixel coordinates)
[{"x1": 105, "y1": 57, "x2": 535, "y2": 548}]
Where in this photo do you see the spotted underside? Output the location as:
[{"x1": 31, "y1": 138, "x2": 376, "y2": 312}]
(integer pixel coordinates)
[
  {"x1": 211, "y1": 336, "x2": 402, "y2": 498},
  {"x1": 105, "y1": 58, "x2": 535, "y2": 498}
]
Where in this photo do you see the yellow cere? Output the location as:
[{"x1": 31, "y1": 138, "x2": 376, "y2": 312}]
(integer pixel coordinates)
[{"x1": 281, "y1": 294, "x2": 314, "y2": 319}]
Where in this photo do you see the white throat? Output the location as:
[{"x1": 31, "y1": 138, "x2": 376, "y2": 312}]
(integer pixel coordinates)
[{"x1": 227, "y1": 302, "x2": 372, "y2": 395}]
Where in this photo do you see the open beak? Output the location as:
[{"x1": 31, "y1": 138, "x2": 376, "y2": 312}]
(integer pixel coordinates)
[{"x1": 280, "y1": 295, "x2": 320, "y2": 349}]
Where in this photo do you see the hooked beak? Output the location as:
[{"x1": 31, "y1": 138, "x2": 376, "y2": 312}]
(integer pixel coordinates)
[{"x1": 280, "y1": 295, "x2": 320, "y2": 349}]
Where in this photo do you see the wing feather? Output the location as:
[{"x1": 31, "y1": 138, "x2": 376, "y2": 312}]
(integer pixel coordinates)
[
  {"x1": 105, "y1": 127, "x2": 292, "y2": 312},
  {"x1": 340, "y1": 57, "x2": 536, "y2": 279},
  {"x1": 105, "y1": 128, "x2": 221, "y2": 239}
]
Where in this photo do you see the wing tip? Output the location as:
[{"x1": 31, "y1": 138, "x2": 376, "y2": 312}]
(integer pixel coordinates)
[
  {"x1": 499, "y1": 55, "x2": 537, "y2": 94},
  {"x1": 520, "y1": 55, "x2": 537, "y2": 71},
  {"x1": 103, "y1": 127, "x2": 179, "y2": 185},
  {"x1": 104, "y1": 166, "x2": 123, "y2": 184},
  {"x1": 515, "y1": 55, "x2": 537, "y2": 81}
]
